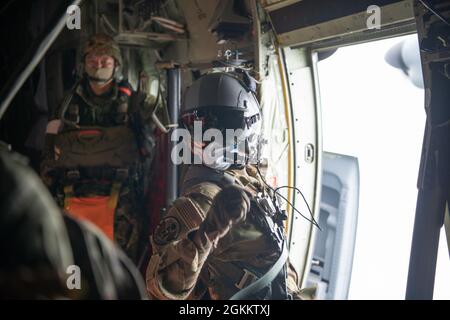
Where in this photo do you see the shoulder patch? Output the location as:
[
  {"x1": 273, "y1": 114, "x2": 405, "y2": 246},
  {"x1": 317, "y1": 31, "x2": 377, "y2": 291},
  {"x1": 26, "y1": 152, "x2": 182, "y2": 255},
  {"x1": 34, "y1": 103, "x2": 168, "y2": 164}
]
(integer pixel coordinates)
[
  {"x1": 171, "y1": 196, "x2": 205, "y2": 230},
  {"x1": 153, "y1": 216, "x2": 181, "y2": 246}
]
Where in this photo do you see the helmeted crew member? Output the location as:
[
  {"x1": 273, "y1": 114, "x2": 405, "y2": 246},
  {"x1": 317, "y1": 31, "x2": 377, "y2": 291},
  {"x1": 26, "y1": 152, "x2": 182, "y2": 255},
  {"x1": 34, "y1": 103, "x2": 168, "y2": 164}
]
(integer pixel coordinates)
[
  {"x1": 146, "y1": 72, "x2": 306, "y2": 300},
  {"x1": 41, "y1": 34, "x2": 156, "y2": 264}
]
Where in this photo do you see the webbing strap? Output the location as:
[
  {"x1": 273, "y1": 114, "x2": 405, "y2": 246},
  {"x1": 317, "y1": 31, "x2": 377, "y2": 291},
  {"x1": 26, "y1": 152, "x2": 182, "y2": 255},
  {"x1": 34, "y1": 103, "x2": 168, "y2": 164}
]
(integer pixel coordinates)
[
  {"x1": 108, "y1": 181, "x2": 121, "y2": 209},
  {"x1": 63, "y1": 185, "x2": 74, "y2": 210},
  {"x1": 229, "y1": 241, "x2": 288, "y2": 300}
]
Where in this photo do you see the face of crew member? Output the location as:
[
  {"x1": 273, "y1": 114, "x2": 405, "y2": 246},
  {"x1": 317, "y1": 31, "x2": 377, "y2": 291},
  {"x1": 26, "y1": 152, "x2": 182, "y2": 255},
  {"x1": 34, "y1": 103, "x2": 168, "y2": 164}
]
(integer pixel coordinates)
[{"x1": 85, "y1": 53, "x2": 115, "y2": 83}]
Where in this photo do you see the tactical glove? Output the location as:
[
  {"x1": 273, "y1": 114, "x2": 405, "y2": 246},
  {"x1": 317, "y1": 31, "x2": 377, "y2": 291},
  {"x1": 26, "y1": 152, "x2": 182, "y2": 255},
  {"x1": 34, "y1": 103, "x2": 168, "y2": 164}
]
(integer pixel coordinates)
[{"x1": 199, "y1": 185, "x2": 250, "y2": 243}]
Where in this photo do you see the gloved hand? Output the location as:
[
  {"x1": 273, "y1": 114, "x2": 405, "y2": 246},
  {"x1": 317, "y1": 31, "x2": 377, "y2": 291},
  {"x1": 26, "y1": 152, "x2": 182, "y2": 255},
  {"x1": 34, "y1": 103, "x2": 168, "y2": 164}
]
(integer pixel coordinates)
[{"x1": 199, "y1": 185, "x2": 250, "y2": 243}]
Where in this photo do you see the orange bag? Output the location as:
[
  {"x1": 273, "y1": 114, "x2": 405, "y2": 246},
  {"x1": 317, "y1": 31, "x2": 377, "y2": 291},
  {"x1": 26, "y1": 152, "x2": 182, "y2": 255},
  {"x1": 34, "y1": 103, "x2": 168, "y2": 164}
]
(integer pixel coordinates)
[{"x1": 65, "y1": 196, "x2": 115, "y2": 240}]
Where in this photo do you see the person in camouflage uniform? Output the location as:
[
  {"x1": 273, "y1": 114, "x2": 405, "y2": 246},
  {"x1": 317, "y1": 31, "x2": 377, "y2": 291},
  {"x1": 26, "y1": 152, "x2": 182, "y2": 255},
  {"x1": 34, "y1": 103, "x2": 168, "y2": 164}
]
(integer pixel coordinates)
[
  {"x1": 1, "y1": 142, "x2": 147, "y2": 299},
  {"x1": 41, "y1": 34, "x2": 156, "y2": 264},
  {"x1": 146, "y1": 72, "x2": 305, "y2": 300}
]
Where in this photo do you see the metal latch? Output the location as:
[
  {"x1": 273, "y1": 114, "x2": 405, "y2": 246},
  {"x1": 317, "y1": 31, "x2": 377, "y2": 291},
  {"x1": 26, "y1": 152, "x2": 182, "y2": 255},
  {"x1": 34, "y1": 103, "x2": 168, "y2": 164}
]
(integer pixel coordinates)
[{"x1": 305, "y1": 143, "x2": 315, "y2": 163}]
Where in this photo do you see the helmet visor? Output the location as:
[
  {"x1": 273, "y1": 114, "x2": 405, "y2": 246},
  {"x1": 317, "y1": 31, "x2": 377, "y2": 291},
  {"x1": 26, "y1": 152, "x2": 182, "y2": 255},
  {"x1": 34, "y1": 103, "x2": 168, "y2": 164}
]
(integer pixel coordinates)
[{"x1": 181, "y1": 107, "x2": 247, "y2": 134}]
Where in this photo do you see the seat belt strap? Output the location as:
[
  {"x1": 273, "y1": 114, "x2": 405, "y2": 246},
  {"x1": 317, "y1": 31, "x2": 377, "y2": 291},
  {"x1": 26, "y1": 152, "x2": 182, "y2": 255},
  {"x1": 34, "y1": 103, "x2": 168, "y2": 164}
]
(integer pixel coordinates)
[{"x1": 229, "y1": 240, "x2": 289, "y2": 300}]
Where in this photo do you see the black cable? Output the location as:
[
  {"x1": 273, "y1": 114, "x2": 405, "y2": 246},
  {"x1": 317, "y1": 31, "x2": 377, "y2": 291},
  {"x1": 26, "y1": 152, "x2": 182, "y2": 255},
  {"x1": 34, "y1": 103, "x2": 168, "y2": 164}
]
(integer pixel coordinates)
[
  {"x1": 275, "y1": 186, "x2": 321, "y2": 231},
  {"x1": 256, "y1": 162, "x2": 321, "y2": 231},
  {"x1": 275, "y1": 185, "x2": 321, "y2": 231},
  {"x1": 256, "y1": 163, "x2": 320, "y2": 230},
  {"x1": 418, "y1": 0, "x2": 450, "y2": 27}
]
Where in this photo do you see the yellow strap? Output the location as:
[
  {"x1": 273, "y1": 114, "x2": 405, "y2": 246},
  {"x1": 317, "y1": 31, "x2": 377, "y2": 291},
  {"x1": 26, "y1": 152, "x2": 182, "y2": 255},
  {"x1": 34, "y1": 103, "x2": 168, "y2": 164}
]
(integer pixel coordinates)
[
  {"x1": 108, "y1": 182, "x2": 121, "y2": 209},
  {"x1": 63, "y1": 185, "x2": 74, "y2": 210}
]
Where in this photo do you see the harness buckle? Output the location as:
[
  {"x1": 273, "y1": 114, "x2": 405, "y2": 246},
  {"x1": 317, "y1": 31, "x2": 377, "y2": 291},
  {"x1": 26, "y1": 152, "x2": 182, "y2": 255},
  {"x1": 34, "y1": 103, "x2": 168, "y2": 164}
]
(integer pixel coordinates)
[
  {"x1": 255, "y1": 192, "x2": 277, "y2": 217},
  {"x1": 66, "y1": 170, "x2": 80, "y2": 182},
  {"x1": 235, "y1": 268, "x2": 258, "y2": 290}
]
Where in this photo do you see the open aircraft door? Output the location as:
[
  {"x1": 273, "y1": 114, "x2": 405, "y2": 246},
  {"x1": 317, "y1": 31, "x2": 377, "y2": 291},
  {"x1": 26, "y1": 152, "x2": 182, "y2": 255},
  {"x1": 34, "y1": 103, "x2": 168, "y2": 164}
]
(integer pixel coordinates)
[{"x1": 257, "y1": 0, "x2": 423, "y2": 298}]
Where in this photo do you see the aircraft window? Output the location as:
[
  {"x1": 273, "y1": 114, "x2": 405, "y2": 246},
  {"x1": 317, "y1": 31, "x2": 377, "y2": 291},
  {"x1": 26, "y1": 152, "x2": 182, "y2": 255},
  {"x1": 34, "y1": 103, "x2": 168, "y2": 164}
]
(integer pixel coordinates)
[{"x1": 315, "y1": 33, "x2": 450, "y2": 299}]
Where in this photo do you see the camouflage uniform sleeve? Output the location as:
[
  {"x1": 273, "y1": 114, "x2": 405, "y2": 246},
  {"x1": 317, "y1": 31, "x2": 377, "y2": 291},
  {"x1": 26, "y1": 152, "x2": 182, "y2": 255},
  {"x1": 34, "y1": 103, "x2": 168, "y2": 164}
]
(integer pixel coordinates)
[
  {"x1": 146, "y1": 183, "x2": 221, "y2": 300},
  {"x1": 41, "y1": 83, "x2": 80, "y2": 180},
  {"x1": 40, "y1": 134, "x2": 56, "y2": 188},
  {"x1": 40, "y1": 92, "x2": 68, "y2": 188},
  {"x1": 40, "y1": 105, "x2": 67, "y2": 188}
]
